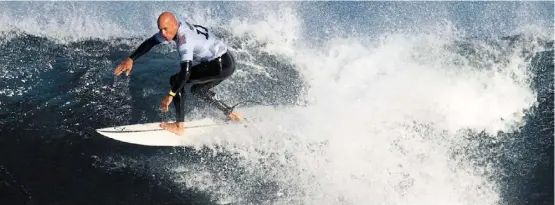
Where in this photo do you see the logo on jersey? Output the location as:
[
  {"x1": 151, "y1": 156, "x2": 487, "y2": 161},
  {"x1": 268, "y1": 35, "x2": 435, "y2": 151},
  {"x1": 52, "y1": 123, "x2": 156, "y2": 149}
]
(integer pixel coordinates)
[{"x1": 177, "y1": 34, "x2": 186, "y2": 45}]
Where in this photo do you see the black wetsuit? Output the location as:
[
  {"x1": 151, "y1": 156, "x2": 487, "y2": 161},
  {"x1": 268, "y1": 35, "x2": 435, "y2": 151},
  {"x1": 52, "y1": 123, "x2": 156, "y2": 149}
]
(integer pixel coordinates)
[{"x1": 128, "y1": 34, "x2": 236, "y2": 122}]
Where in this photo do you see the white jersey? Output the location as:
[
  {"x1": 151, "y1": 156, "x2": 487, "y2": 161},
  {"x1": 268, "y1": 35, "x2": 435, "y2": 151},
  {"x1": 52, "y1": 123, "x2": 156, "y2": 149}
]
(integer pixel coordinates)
[{"x1": 154, "y1": 21, "x2": 227, "y2": 66}]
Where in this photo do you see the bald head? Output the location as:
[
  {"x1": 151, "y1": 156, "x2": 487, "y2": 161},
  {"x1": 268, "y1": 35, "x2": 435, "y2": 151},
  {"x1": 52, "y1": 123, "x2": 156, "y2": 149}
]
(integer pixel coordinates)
[
  {"x1": 157, "y1": 12, "x2": 179, "y2": 41},
  {"x1": 158, "y1": 12, "x2": 177, "y2": 26}
]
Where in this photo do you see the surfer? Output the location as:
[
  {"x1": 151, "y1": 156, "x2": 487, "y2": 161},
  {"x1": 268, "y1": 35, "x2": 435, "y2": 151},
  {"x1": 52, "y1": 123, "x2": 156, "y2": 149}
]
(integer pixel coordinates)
[{"x1": 113, "y1": 11, "x2": 242, "y2": 135}]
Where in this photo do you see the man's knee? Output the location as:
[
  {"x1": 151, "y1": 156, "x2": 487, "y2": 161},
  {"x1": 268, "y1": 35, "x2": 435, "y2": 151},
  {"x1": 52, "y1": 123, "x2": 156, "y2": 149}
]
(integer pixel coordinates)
[{"x1": 190, "y1": 85, "x2": 207, "y2": 96}]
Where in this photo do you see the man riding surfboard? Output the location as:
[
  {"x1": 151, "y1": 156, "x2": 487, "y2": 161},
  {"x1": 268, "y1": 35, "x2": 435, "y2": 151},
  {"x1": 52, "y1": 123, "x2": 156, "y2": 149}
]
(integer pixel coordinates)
[{"x1": 113, "y1": 11, "x2": 242, "y2": 135}]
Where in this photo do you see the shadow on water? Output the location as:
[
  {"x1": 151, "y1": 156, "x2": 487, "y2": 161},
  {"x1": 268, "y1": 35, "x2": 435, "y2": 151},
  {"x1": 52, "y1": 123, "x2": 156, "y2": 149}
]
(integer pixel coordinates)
[{"x1": 0, "y1": 129, "x2": 218, "y2": 205}]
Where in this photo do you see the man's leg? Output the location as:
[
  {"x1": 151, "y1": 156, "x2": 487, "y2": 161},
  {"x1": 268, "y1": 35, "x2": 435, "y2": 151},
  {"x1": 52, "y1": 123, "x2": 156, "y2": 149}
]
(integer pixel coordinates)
[
  {"x1": 163, "y1": 52, "x2": 240, "y2": 123},
  {"x1": 190, "y1": 80, "x2": 233, "y2": 115},
  {"x1": 186, "y1": 52, "x2": 241, "y2": 120}
]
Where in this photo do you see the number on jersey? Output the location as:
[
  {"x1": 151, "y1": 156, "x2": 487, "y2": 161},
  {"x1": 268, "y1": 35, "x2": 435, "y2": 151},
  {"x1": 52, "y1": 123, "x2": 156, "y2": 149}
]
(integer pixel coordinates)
[{"x1": 193, "y1": 24, "x2": 209, "y2": 39}]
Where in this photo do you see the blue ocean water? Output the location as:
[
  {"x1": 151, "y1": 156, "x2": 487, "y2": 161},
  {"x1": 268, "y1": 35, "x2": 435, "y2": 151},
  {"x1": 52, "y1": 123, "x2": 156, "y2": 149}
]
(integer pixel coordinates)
[{"x1": 0, "y1": 2, "x2": 553, "y2": 205}]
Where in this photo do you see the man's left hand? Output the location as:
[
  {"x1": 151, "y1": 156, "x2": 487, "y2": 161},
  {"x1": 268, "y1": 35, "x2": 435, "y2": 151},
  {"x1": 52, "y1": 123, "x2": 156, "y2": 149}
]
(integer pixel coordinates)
[{"x1": 160, "y1": 95, "x2": 173, "y2": 112}]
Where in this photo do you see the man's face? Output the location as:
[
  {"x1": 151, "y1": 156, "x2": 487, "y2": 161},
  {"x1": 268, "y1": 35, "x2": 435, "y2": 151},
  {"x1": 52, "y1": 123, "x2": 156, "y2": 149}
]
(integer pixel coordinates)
[{"x1": 158, "y1": 20, "x2": 177, "y2": 41}]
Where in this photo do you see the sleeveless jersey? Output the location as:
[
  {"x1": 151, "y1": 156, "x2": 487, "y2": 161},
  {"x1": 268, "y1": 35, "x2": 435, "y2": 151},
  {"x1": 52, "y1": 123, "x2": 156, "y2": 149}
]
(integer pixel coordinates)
[{"x1": 154, "y1": 21, "x2": 227, "y2": 66}]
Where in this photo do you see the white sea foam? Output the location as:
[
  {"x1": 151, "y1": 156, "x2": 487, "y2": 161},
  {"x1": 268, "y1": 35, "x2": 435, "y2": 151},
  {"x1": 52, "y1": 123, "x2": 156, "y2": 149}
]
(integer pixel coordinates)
[{"x1": 169, "y1": 3, "x2": 544, "y2": 205}]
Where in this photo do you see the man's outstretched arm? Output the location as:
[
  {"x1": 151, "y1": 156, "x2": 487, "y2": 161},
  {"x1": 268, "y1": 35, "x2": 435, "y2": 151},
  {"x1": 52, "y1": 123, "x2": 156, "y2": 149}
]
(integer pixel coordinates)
[
  {"x1": 129, "y1": 35, "x2": 161, "y2": 61},
  {"x1": 114, "y1": 35, "x2": 161, "y2": 76}
]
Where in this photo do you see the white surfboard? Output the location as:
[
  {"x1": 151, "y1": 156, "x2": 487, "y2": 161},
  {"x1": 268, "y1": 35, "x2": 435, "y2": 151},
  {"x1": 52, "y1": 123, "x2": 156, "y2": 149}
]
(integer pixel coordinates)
[{"x1": 96, "y1": 118, "x2": 230, "y2": 147}]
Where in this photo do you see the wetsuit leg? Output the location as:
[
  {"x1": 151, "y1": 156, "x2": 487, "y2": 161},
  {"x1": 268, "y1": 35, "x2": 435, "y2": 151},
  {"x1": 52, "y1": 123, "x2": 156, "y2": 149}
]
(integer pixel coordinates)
[
  {"x1": 191, "y1": 80, "x2": 234, "y2": 115},
  {"x1": 168, "y1": 51, "x2": 236, "y2": 119},
  {"x1": 189, "y1": 52, "x2": 237, "y2": 114},
  {"x1": 169, "y1": 74, "x2": 187, "y2": 122}
]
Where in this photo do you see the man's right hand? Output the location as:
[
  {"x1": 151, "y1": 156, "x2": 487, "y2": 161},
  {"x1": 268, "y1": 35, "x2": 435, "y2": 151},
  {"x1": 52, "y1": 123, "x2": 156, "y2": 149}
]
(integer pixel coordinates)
[{"x1": 113, "y1": 57, "x2": 134, "y2": 76}]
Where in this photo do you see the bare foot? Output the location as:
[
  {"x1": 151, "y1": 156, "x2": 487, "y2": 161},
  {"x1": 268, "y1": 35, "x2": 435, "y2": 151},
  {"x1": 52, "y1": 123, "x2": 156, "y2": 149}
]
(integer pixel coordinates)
[
  {"x1": 160, "y1": 122, "x2": 185, "y2": 135},
  {"x1": 228, "y1": 111, "x2": 243, "y2": 122}
]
